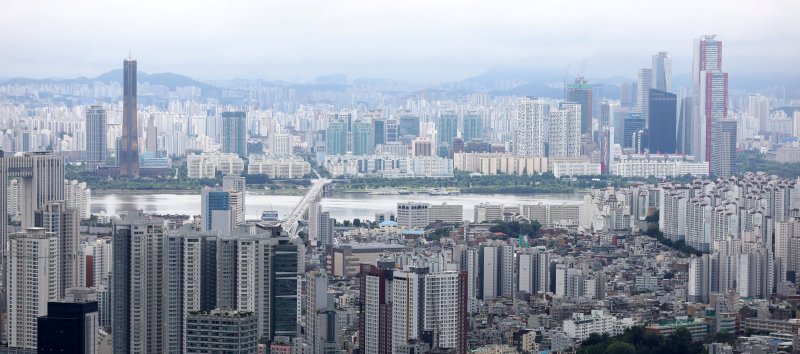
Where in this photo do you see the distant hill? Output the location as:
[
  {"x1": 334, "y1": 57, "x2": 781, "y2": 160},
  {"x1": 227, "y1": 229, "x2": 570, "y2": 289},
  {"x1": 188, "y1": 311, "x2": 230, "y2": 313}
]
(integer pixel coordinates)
[{"x1": 3, "y1": 70, "x2": 221, "y2": 97}]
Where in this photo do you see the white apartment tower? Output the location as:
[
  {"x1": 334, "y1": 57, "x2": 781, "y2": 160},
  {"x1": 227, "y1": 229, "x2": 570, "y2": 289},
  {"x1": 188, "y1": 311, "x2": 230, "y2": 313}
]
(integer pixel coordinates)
[
  {"x1": 6, "y1": 228, "x2": 61, "y2": 349},
  {"x1": 549, "y1": 103, "x2": 582, "y2": 158},
  {"x1": 515, "y1": 98, "x2": 548, "y2": 156}
]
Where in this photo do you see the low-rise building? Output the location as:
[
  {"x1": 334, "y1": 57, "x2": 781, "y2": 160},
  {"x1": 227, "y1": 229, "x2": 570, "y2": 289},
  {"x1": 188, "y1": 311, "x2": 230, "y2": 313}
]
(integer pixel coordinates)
[
  {"x1": 185, "y1": 310, "x2": 258, "y2": 353},
  {"x1": 248, "y1": 155, "x2": 311, "y2": 178}
]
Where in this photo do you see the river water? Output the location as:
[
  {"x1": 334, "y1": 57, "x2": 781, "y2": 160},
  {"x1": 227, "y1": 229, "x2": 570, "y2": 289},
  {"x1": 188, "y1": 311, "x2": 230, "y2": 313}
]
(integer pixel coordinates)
[{"x1": 91, "y1": 191, "x2": 586, "y2": 222}]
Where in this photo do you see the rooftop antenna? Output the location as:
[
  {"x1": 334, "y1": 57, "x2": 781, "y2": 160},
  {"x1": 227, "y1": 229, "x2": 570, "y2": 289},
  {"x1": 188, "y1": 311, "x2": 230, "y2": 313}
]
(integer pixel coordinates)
[{"x1": 128, "y1": 49, "x2": 132, "y2": 60}]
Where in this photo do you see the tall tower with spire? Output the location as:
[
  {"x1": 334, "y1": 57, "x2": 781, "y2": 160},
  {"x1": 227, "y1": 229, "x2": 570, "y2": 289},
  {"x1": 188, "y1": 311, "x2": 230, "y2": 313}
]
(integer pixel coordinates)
[{"x1": 119, "y1": 56, "x2": 139, "y2": 177}]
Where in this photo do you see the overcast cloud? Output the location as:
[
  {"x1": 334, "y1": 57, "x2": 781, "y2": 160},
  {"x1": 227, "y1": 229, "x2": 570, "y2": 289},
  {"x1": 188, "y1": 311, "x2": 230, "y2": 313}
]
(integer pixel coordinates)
[{"x1": 0, "y1": 0, "x2": 797, "y2": 82}]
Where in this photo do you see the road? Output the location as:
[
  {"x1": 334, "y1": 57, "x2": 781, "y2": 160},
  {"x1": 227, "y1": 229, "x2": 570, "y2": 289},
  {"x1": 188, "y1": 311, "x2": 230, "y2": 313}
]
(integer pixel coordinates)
[{"x1": 282, "y1": 178, "x2": 330, "y2": 236}]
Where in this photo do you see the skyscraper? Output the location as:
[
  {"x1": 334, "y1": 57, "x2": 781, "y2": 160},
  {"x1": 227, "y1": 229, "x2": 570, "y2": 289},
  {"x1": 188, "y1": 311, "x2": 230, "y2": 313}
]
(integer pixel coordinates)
[
  {"x1": 221, "y1": 111, "x2": 247, "y2": 158},
  {"x1": 647, "y1": 89, "x2": 678, "y2": 153},
  {"x1": 515, "y1": 98, "x2": 548, "y2": 156},
  {"x1": 437, "y1": 112, "x2": 458, "y2": 147},
  {"x1": 85, "y1": 105, "x2": 107, "y2": 164},
  {"x1": 692, "y1": 35, "x2": 727, "y2": 162},
  {"x1": 119, "y1": 57, "x2": 139, "y2": 177},
  {"x1": 566, "y1": 77, "x2": 593, "y2": 136},
  {"x1": 549, "y1": 103, "x2": 582, "y2": 157},
  {"x1": 373, "y1": 119, "x2": 386, "y2": 145},
  {"x1": 637, "y1": 68, "x2": 654, "y2": 125},
  {"x1": 359, "y1": 264, "x2": 393, "y2": 354},
  {"x1": 462, "y1": 112, "x2": 483, "y2": 141},
  {"x1": 652, "y1": 51, "x2": 672, "y2": 92},
  {"x1": 711, "y1": 119, "x2": 737, "y2": 178}
]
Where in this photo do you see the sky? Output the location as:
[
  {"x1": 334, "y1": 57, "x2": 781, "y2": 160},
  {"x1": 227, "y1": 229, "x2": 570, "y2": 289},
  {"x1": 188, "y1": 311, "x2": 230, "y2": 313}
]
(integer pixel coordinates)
[{"x1": 0, "y1": 0, "x2": 797, "y2": 83}]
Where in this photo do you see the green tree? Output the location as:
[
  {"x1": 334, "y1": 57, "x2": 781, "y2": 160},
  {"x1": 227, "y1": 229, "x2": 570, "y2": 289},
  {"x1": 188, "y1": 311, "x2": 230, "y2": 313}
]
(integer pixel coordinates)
[{"x1": 604, "y1": 342, "x2": 635, "y2": 354}]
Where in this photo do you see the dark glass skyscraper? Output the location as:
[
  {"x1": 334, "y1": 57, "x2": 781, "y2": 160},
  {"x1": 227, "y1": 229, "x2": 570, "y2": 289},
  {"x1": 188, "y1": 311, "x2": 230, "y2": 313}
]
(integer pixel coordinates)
[
  {"x1": 399, "y1": 115, "x2": 420, "y2": 139},
  {"x1": 438, "y1": 113, "x2": 458, "y2": 146},
  {"x1": 119, "y1": 58, "x2": 139, "y2": 177},
  {"x1": 463, "y1": 113, "x2": 483, "y2": 142},
  {"x1": 373, "y1": 119, "x2": 386, "y2": 145},
  {"x1": 623, "y1": 113, "x2": 645, "y2": 149},
  {"x1": 647, "y1": 89, "x2": 677, "y2": 153}
]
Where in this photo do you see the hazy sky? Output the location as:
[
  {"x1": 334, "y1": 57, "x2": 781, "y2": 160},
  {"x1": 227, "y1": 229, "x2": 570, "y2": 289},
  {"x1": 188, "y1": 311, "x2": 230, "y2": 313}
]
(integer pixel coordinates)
[{"x1": 1, "y1": 0, "x2": 797, "y2": 83}]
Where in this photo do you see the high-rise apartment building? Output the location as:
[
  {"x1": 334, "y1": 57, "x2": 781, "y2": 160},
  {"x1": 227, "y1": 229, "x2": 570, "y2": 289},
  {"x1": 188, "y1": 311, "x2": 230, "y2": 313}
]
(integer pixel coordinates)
[
  {"x1": 308, "y1": 203, "x2": 334, "y2": 247},
  {"x1": 359, "y1": 264, "x2": 393, "y2": 354},
  {"x1": 515, "y1": 98, "x2": 548, "y2": 156},
  {"x1": 163, "y1": 228, "x2": 219, "y2": 353},
  {"x1": 305, "y1": 270, "x2": 341, "y2": 354},
  {"x1": 221, "y1": 111, "x2": 247, "y2": 158},
  {"x1": 748, "y1": 94, "x2": 770, "y2": 134},
  {"x1": 119, "y1": 58, "x2": 139, "y2": 177},
  {"x1": 518, "y1": 246, "x2": 551, "y2": 295},
  {"x1": 652, "y1": 51, "x2": 672, "y2": 92},
  {"x1": 711, "y1": 119, "x2": 737, "y2": 178},
  {"x1": 219, "y1": 224, "x2": 304, "y2": 342},
  {"x1": 6, "y1": 228, "x2": 60, "y2": 349},
  {"x1": 566, "y1": 77, "x2": 593, "y2": 136},
  {"x1": 549, "y1": 103, "x2": 582, "y2": 157},
  {"x1": 35, "y1": 201, "x2": 81, "y2": 299},
  {"x1": 479, "y1": 241, "x2": 515, "y2": 300},
  {"x1": 112, "y1": 211, "x2": 166, "y2": 354},
  {"x1": 85, "y1": 105, "x2": 107, "y2": 164},
  {"x1": 0, "y1": 152, "x2": 65, "y2": 331},
  {"x1": 648, "y1": 89, "x2": 678, "y2": 153}
]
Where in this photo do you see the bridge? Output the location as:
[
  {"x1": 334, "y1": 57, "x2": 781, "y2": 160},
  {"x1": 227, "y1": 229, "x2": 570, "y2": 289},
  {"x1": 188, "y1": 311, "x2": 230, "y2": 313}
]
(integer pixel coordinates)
[{"x1": 283, "y1": 178, "x2": 331, "y2": 236}]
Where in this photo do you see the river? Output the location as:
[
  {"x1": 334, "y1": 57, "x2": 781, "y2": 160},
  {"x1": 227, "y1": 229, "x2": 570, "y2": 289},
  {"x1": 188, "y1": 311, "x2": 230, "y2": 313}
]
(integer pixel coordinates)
[{"x1": 90, "y1": 191, "x2": 586, "y2": 222}]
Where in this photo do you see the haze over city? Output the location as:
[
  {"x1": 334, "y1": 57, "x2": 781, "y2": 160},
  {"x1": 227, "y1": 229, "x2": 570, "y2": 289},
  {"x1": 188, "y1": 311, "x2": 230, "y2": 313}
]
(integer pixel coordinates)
[
  {"x1": 3, "y1": 1, "x2": 800, "y2": 354},
  {"x1": 1, "y1": 0, "x2": 798, "y2": 82}
]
